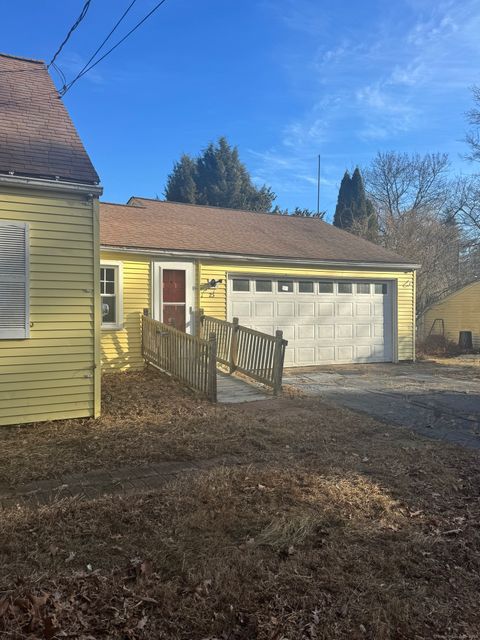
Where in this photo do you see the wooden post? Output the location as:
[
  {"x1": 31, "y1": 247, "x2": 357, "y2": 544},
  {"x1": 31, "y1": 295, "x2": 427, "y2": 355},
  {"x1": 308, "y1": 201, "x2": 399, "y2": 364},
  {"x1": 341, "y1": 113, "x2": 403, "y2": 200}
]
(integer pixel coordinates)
[
  {"x1": 229, "y1": 317, "x2": 239, "y2": 374},
  {"x1": 208, "y1": 331, "x2": 217, "y2": 402},
  {"x1": 272, "y1": 329, "x2": 284, "y2": 396},
  {"x1": 197, "y1": 308, "x2": 205, "y2": 338}
]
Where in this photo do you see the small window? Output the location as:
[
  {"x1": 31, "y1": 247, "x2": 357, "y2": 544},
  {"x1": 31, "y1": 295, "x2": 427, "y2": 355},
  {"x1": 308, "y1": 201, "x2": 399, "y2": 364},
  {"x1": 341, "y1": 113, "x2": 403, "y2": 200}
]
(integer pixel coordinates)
[
  {"x1": 101, "y1": 264, "x2": 122, "y2": 328},
  {"x1": 356, "y1": 283, "x2": 370, "y2": 294},
  {"x1": 375, "y1": 283, "x2": 388, "y2": 295},
  {"x1": 299, "y1": 281, "x2": 314, "y2": 293},
  {"x1": 278, "y1": 280, "x2": 293, "y2": 293},
  {"x1": 255, "y1": 279, "x2": 272, "y2": 292},
  {"x1": 338, "y1": 282, "x2": 353, "y2": 294},
  {"x1": 232, "y1": 278, "x2": 250, "y2": 292},
  {"x1": 318, "y1": 281, "x2": 334, "y2": 294}
]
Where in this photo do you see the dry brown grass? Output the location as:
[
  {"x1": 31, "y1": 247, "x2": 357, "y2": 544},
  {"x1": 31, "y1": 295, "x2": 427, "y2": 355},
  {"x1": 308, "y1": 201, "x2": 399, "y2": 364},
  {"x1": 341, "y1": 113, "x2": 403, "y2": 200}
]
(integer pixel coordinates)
[
  {"x1": 1, "y1": 462, "x2": 480, "y2": 639},
  {"x1": 1, "y1": 368, "x2": 480, "y2": 638}
]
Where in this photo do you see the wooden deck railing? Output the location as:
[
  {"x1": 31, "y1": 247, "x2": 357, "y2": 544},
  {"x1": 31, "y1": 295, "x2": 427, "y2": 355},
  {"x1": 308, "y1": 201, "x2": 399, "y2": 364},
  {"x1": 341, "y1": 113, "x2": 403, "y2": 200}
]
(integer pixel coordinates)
[
  {"x1": 142, "y1": 316, "x2": 217, "y2": 402},
  {"x1": 200, "y1": 314, "x2": 287, "y2": 394}
]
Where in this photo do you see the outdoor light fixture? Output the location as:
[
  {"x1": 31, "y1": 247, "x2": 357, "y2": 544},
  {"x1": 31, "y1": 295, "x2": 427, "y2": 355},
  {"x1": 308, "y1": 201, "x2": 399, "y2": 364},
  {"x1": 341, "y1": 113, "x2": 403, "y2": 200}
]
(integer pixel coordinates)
[{"x1": 208, "y1": 278, "x2": 223, "y2": 288}]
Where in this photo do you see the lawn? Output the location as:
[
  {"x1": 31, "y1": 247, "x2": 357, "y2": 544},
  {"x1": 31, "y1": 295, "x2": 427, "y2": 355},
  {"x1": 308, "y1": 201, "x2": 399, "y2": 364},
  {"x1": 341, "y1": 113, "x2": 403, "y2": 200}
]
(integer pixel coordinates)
[{"x1": 1, "y1": 368, "x2": 480, "y2": 638}]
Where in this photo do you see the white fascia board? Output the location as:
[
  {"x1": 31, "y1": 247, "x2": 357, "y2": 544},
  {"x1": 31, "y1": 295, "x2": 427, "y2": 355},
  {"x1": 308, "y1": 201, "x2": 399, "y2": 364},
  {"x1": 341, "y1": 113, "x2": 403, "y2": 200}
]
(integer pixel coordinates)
[{"x1": 0, "y1": 173, "x2": 103, "y2": 196}]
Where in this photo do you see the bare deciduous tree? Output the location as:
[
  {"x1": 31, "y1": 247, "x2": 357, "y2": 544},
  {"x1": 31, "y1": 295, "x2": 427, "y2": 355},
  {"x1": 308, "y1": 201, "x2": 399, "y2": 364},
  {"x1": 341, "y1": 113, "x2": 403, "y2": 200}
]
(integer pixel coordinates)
[
  {"x1": 465, "y1": 86, "x2": 480, "y2": 164},
  {"x1": 363, "y1": 151, "x2": 472, "y2": 315},
  {"x1": 364, "y1": 151, "x2": 450, "y2": 220}
]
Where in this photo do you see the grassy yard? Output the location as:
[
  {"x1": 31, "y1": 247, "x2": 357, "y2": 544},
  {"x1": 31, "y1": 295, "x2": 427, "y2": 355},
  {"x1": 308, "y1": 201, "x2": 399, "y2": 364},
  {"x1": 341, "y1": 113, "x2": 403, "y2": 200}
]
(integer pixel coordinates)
[{"x1": 1, "y1": 368, "x2": 480, "y2": 638}]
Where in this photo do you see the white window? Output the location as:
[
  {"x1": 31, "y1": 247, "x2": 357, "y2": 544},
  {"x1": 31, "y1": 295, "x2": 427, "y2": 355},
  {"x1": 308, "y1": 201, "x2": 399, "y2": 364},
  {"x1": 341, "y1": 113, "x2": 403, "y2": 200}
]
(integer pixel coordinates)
[
  {"x1": 0, "y1": 221, "x2": 29, "y2": 339},
  {"x1": 101, "y1": 262, "x2": 123, "y2": 329}
]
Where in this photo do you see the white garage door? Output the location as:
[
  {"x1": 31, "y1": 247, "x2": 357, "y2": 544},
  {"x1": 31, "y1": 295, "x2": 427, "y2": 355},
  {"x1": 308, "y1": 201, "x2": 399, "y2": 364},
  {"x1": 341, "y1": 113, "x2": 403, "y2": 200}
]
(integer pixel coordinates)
[{"x1": 228, "y1": 277, "x2": 394, "y2": 366}]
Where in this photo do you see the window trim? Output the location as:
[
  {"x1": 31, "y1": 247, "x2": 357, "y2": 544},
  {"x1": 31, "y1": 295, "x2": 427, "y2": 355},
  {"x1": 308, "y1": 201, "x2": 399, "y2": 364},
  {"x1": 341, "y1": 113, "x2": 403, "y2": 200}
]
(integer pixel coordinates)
[
  {"x1": 0, "y1": 220, "x2": 29, "y2": 340},
  {"x1": 100, "y1": 260, "x2": 123, "y2": 330}
]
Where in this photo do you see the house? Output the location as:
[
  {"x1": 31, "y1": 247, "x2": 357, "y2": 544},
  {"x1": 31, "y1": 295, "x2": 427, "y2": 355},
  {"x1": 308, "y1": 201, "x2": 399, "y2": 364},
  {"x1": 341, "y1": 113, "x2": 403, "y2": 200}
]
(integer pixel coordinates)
[
  {"x1": 100, "y1": 198, "x2": 418, "y2": 370},
  {"x1": 418, "y1": 281, "x2": 480, "y2": 349},
  {"x1": 0, "y1": 53, "x2": 102, "y2": 427}
]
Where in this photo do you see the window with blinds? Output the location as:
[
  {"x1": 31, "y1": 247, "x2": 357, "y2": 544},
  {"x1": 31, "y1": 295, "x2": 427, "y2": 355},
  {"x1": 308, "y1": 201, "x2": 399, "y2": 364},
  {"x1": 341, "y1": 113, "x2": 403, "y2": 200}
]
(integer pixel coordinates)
[{"x1": 0, "y1": 221, "x2": 29, "y2": 339}]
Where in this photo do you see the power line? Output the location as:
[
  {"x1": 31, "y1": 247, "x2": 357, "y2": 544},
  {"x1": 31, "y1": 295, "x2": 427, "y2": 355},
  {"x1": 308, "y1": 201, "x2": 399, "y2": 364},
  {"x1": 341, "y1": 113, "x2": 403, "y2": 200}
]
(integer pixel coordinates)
[
  {"x1": 59, "y1": 0, "x2": 139, "y2": 94},
  {"x1": 61, "y1": 0, "x2": 169, "y2": 95},
  {"x1": 48, "y1": 0, "x2": 92, "y2": 69}
]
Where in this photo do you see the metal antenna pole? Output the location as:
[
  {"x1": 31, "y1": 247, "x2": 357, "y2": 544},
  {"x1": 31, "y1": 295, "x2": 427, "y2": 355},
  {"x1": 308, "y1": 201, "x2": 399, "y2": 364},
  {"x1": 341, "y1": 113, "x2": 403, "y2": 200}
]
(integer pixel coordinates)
[{"x1": 317, "y1": 154, "x2": 321, "y2": 214}]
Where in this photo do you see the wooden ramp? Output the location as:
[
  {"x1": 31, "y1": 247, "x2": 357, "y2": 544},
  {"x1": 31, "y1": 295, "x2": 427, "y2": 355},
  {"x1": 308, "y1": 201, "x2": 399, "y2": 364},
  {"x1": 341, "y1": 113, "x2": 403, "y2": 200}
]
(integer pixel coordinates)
[{"x1": 217, "y1": 372, "x2": 270, "y2": 404}]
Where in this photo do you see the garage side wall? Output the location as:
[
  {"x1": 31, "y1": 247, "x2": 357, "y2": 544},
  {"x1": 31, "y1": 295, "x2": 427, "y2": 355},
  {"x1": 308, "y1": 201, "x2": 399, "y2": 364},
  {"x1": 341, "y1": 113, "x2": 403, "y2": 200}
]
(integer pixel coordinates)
[
  {"x1": 100, "y1": 251, "x2": 150, "y2": 371},
  {"x1": 0, "y1": 185, "x2": 99, "y2": 427},
  {"x1": 420, "y1": 282, "x2": 480, "y2": 349},
  {"x1": 198, "y1": 262, "x2": 416, "y2": 362}
]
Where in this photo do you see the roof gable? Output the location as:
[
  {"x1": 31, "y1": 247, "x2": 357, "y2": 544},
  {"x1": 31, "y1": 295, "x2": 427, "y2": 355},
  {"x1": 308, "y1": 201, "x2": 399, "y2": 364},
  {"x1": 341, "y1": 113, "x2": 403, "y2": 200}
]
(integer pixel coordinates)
[
  {"x1": 0, "y1": 53, "x2": 99, "y2": 185},
  {"x1": 100, "y1": 198, "x2": 414, "y2": 266}
]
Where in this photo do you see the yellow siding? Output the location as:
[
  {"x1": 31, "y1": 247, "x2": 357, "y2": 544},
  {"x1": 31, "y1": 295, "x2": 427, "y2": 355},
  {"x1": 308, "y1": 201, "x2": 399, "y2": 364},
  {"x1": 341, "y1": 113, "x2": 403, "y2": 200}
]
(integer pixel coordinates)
[
  {"x1": 199, "y1": 262, "x2": 416, "y2": 362},
  {"x1": 0, "y1": 186, "x2": 98, "y2": 427},
  {"x1": 420, "y1": 282, "x2": 480, "y2": 348},
  {"x1": 100, "y1": 251, "x2": 150, "y2": 370}
]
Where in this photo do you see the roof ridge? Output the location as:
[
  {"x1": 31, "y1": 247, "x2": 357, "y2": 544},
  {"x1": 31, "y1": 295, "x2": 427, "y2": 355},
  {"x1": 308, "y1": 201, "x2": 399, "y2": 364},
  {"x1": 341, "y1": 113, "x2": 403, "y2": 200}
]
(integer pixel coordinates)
[
  {"x1": 101, "y1": 200, "x2": 146, "y2": 208},
  {"x1": 129, "y1": 196, "x2": 327, "y2": 222},
  {"x1": 0, "y1": 52, "x2": 45, "y2": 65}
]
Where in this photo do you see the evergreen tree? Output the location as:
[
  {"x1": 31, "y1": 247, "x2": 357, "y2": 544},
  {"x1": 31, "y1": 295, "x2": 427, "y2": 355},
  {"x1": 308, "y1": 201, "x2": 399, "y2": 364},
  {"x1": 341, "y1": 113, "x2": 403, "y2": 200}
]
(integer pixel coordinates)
[
  {"x1": 333, "y1": 171, "x2": 353, "y2": 228},
  {"x1": 164, "y1": 154, "x2": 197, "y2": 203},
  {"x1": 164, "y1": 137, "x2": 275, "y2": 212},
  {"x1": 333, "y1": 168, "x2": 378, "y2": 239},
  {"x1": 272, "y1": 205, "x2": 325, "y2": 218}
]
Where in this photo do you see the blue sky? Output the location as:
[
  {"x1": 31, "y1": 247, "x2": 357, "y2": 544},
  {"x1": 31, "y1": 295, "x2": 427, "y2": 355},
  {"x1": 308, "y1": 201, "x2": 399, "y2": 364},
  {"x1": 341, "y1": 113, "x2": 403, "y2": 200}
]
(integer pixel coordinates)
[{"x1": 3, "y1": 0, "x2": 480, "y2": 219}]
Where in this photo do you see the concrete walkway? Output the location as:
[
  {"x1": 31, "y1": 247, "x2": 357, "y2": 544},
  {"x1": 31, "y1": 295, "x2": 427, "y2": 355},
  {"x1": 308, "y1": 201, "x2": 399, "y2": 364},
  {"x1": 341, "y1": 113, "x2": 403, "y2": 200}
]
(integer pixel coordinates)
[{"x1": 217, "y1": 371, "x2": 269, "y2": 403}]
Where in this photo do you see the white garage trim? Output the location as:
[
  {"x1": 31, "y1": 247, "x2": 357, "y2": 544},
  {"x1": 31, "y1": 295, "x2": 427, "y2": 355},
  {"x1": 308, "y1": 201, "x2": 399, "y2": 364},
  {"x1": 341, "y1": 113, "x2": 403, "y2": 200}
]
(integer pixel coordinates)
[{"x1": 227, "y1": 275, "x2": 397, "y2": 366}]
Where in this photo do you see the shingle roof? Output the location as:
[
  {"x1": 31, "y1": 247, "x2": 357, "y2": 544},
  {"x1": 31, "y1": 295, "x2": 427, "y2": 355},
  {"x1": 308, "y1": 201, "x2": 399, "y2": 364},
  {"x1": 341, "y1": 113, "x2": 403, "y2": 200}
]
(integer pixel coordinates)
[
  {"x1": 100, "y1": 198, "x2": 413, "y2": 265},
  {"x1": 0, "y1": 53, "x2": 99, "y2": 184}
]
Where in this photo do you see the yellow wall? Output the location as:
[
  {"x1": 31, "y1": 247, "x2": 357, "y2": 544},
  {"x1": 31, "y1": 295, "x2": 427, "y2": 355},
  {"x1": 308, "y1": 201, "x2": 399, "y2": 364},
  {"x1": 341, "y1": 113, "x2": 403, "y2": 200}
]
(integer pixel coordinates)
[
  {"x1": 199, "y1": 262, "x2": 416, "y2": 361},
  {"x1": 100, "y1": 251, "x2": 150, "y2": 370},
  {"x1": 420, "y1": 282, "x2": 480, "y2": 348},
  {"x1": 99, "y1": 254, "x2": 416, "y2": 368},
  {"x1": 0, "y1": 185, "x2": 99, "y2": 426}
]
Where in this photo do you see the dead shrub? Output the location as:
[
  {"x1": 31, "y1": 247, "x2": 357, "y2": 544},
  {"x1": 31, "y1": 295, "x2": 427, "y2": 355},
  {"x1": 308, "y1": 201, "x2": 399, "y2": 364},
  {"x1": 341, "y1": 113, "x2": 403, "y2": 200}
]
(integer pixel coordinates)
[{"x1": 417, "y1": 334, "x2": 462, "y2": 357}]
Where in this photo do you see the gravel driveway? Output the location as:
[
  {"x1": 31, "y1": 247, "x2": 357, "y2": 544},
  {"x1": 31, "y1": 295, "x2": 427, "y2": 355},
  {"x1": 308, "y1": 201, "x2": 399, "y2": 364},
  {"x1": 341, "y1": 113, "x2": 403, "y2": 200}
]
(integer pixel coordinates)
[{"x1": 283, "y1": 359, "x2": 480, "y2": 449}]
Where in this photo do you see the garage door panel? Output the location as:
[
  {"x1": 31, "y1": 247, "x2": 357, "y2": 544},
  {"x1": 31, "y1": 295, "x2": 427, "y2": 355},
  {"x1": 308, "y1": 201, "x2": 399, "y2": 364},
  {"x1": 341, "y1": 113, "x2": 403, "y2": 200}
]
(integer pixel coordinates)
[
  {"x1": 318, "y1": 302, "x2": 334, "y2": 316},
  {"x1": 297, "y1": 347, "x2": 315, "y2": 364},
  {"x1": 229, "y1": 277, "x2": 393, "y2": 366},
  {"x1": 356, "y1": 345, "x2": 372, "y2": 359},
  {"x1": 337, "y1": 324, "x2": 353, "y2": 338},
  {"x1": 356, "y1": 302, "x2": 371, "y2": 315},
  {"x1": 232, "y1": 301, "x2": 252, "y2": 317},
  {"x1": 337, "y1": 302, "x2": 353, "y2": 316},
  {"x1": 374, "y1": 324, "x2": 384, "y2": 338},
  {"x1": 298, "y1": 324, "x2": 315, "y2": 339},
  {"x1": 254, "y1": 301, "x2": 274, "y2": 317},
  {"x1": 277, "y1": 325, "x2": 295, "y2": 341},
  {"x1": 337, "y1": 345, "x2": 354, "y2": 361},
  {"x1": 277, "y1": 301, "x2": 295, "y2": 316},
  {"x1": 298, "y1": 302, "x2": 315, "y2": 317},
  {"x1": 318, "y1": 346, "x2": 335, "y2": 361},
  {"x1": 317, "y1": 324, "x2": 334, "y2": 338},
  {"x1": 356, "y1": 324, "x2": 371, "y2": 338}
]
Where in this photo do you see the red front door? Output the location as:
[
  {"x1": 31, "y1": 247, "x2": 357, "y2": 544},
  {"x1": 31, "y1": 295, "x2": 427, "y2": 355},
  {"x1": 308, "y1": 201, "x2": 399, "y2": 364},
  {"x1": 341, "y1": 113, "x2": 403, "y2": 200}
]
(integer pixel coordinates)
[{"x1": 162, "y1": 269, "x2": 186, "y2": 331}]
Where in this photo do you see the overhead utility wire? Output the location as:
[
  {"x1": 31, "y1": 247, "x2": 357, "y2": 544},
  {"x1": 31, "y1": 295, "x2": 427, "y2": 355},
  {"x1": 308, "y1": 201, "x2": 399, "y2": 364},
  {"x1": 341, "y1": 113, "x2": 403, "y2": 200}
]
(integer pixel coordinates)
[
  {"x1": 61, "y1": 0, "x2": 169, "y2": 95},
  {"x1": 59, "y1": 0, "x2": 139, "y2": 94},
  {"x1": 48, "y1": 0, "x2": 92, "y2": 69}
]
